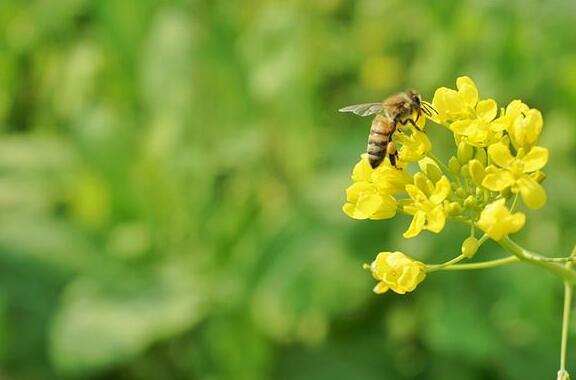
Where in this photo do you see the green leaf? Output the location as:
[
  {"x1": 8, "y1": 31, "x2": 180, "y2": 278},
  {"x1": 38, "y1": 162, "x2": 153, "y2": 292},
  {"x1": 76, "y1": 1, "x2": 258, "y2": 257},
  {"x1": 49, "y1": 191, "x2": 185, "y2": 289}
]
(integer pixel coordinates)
[{"x1": 49, "y1": 258, "x2": 206, "y2": 375}]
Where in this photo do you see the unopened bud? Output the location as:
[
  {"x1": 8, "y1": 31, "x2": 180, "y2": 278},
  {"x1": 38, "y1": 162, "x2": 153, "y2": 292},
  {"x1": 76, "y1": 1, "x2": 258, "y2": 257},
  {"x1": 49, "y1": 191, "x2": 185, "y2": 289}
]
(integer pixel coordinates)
[
  {"x1": 461, "y1": 237, "x2": 479, "y2": 258},
  {"x1": 468, "y1": 159, "x2": 486, "y2": 185},
  {"x1": 425, "y1": 163, "x2": 443, "y2": 182},
  {"x1": 464, "y1": 195, "x2": 477, "y2": 208},
  {"x1": 445, "y1": 202, "x2": 462, "y2": 216},
  {"x1": 455, "y1": 188, "x2": 467, "y2": 198},
  {"x1": 448, "y1": 157, "x2": 461, "y2": 175},
  {"x1": 460, "y1": 164, "x2": 470, "y2": 180},
  {"x1": 475, "y1": 147, "x2": 487, "y2": 166},
  {"x1": 457, "y1": 141, "x2": 474, "y2": 164}
]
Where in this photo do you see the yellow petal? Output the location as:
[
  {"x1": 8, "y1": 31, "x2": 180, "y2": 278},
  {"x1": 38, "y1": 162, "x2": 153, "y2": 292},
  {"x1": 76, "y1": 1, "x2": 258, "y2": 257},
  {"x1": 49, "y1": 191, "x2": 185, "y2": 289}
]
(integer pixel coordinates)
[
  {"x1": 476, "y1": 99, "x2": 497, "y2": 122},
  {"x1": 345, "y1": 182, "x2": 373, "y2": 203},
  {"x1": 343, "y1": 182, "x2": 387, "y2": 219},
  {"x1": 398, "y1": 130, "x2": 431, "y2": 162},
  {"x1": 482, "y1": 170, "x2": 515, "y2": 191},
  {"x1": 509, "y1": 109, "x2": 543, "y2": 149},
  {"x1": 433, "y1": 87, "x2": 463, "y2": 115},
  {"x1": 464, "y1": 121, "x2": 492, "y2": 146},
  {"x1": 372, "y1": 164, "x2": 411, "y2": 194},
  {"x1": 370, "y1": 193, "x2": 398, "y2": 219},
  {"x1": 431, "y1": 87, "x2": 452, "y2": 123},
  {"x1": 507, "y1": 213, "x2": 527, "y2": 235},
  {"x1": 450, "y1": 119, "x2": 473, "y2": 135},
  {"x1": 370, "y1": 252, "x2": 391, "y2": 279},
  {"x1": 367, "y1": 251, "x2": 425, "y2": 295},
  {"x1": 403, "y1": 211, "x2": 426, "y2": 238},
  {"x1": 517, "y1": 175, "x2": 547, "y2": 209},
  {"x1": 505, "y1": 100, "x2": 529, "y2": 119},
  {"x1": 425, "y1": 205, "x2": 446, "y2": 233},
  {"x1": 356, "y1": 193, "x2": 384, "y2": 218},
  {"x1": 373, "y1": 282, "x2": 390, "y2": 294},
  {"x1": 522, "y1": 146, "x2": 548, "y2": 172},
  {"x1": 405, "y1": 184, "x2": 427, "y2": 203},
  {"x1": 396, "y1": 264, "x2": 426, "y2": 293},
  {"x1": 351, "y1": 155, "x2": 373, "y2": 182},
  {"x1": 429, "y1": 176, "x2": 451, "y2": 204},
  {"x1": 456, "y1": 76, "x2": 479, "y2": 106},
  {"x1": 468, "y1": 159, "x2": 486, "y2": 185},
  {"x1": 488, "y1": 142, "x2": 514, "y2": 168},
  {"x1": 477, "y1": 199, "x2": 526, "y2": 240}
]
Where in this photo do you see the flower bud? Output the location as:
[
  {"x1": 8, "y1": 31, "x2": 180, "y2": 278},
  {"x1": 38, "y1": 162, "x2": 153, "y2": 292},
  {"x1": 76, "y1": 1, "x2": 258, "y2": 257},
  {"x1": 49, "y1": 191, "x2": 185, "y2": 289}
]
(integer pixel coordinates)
[
  {"x1": 448, "y1": 157, "x2": 461, "y2": 175},
  {"x1": 455, "y1": 187, "x2": 467, "y2": 199},
  {"x1": 468, "y1": 159, "x2": 486, "y2": 185},
  {"x1": 460, "y1": 164, "x2": 470, "y2": 180},
  {"x1": 422, "y1": 163, "x2": 442, "y2": 182},
  {"x1": 461, "y1": 237, "x2": 479, "y2": 258},
  {"x1": 464, "y1": 195, "x2": 476, "y2": 208},
  {"x1": 445, "y1": 201, "x2": 462, "y2": 216},
  {"x1": 457, "y1": 141, "x2": 474, "y2": 164},
  {"x1": 475, "y1": 147, "x2": 487, "y2": 166}
]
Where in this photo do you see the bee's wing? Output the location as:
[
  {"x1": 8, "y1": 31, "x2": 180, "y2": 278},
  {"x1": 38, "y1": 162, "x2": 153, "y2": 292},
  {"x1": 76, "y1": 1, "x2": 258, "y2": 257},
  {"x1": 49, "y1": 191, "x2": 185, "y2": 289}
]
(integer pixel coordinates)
[{"x1": 338, "y1": 102, "x2": 384, "y2": 117}]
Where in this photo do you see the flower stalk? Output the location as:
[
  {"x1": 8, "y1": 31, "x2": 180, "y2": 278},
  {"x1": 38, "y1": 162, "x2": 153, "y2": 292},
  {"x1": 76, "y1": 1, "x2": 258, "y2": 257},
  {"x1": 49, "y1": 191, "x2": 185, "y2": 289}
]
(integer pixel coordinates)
[{"x1": 498, "y1": 237, "x2": 576, "y2": 284}]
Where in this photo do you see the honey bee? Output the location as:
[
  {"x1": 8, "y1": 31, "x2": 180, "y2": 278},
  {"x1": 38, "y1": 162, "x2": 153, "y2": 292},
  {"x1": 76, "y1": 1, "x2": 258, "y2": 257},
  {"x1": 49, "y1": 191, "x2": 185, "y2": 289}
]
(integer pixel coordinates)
[{"x1": 339, "y1": 90, "x2": 436, "y2": 168}]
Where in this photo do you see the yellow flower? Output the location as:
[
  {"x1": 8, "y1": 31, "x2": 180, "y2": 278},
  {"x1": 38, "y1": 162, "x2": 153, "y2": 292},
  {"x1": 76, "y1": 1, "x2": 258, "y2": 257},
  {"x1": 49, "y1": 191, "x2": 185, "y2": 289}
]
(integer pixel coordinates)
[
  {"x1": 396, "y1": 130, "x2": 432, "y2": 162},
  {"x1": 403, "y1": 174, "x2": 451, "y2": 238},
  {"x1": 432, "y1": 76, "x2": 479, "y2": 124},
  {"x1": 491, "y1": 100, "x2": 543, "y2": 150},
  {"x1": 352, "y1": 154, "x2": 410, "y2": 194},
  {"x1": 364, "y1": 251, "x2": 426, "y2": 294},
  {"x1": 343, "y1": 182, "x2": 397, "y2": 220},
  {"x1": 482, "y1": 142, "x2": 548, "y2": 208},
  {"x1": 432, "y1": 76, "x2": 503, "y2": 147},
  {"x1": 509, "y1": 110, "x2": 543, "y2": 150},
  {"x1": 477, "y1": 199, "x2": 526, "y2": 240}
]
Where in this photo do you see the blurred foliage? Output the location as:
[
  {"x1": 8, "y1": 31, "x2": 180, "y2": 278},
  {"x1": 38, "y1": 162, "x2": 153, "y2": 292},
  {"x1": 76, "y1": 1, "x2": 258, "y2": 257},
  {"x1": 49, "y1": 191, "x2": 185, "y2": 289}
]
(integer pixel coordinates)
[{"x1": 0, "y1": 0, "x2": 575, "y2": 379}]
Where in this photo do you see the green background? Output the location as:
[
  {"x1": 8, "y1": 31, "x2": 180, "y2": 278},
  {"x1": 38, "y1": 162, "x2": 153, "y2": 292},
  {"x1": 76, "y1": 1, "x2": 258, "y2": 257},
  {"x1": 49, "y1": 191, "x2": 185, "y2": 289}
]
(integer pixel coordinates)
[{"x1": 1, "y1": 0, "x2": 575, "y2": 379}]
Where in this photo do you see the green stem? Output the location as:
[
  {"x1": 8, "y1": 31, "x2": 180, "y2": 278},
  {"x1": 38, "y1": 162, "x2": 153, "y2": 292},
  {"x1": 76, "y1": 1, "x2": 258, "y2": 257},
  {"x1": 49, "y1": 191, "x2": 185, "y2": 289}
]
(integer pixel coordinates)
[
  {"x1": 559, "y1": 245, "x2": 576, "y2": 378},
  {"x1": 510, "y1": 193, "x2": 519, "y2": 211},
  {"x1": 498, "y1": 236, "x2": 576, "y2": 285},
  {"x1": 426, "y1": 254, "x2": 467, "y2": 273},
  {"x1": 426, "y1": 234, "x2": 491, "y2": 273},
  {"x1": 439, "y1": 256, "x2": 519, "y2": 271},
  {"x1": 560, "y1": 280, "x2": 572, "y2": 374}
]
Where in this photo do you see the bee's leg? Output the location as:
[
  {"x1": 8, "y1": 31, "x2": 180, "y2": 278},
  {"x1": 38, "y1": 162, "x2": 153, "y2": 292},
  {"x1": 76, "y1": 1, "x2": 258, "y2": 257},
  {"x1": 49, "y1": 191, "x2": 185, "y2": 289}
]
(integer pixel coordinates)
[
  {"x1": 386, "y1": 140, "x2": 399, "y2": 169},
  {"x1": 389, "y1": 152, "x2": 397, "y2": 168},
  {"x1": 404, "y1": 118, "x2": 424, "y2": 132}
]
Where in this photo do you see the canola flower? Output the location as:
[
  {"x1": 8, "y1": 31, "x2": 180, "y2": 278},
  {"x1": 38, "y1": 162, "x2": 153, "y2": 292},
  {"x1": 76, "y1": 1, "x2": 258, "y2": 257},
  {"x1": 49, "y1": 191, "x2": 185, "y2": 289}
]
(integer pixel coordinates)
[
  {"x1": 363, "y1": 251, "x2": 426, "y2": 294},
  {"x1": 341, "y1": 76, "x2": 576, "y2": 378}
]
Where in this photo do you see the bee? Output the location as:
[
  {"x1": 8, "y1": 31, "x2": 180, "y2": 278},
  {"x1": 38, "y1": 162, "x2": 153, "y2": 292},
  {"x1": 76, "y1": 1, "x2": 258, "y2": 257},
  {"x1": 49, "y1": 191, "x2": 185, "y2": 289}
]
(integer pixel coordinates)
[
  {"x1": 339, "y1": 90, "x2": 436, "y2": 168},
  {"x1": 339, "y1": 89, "x2": 436, "y2": 127}
]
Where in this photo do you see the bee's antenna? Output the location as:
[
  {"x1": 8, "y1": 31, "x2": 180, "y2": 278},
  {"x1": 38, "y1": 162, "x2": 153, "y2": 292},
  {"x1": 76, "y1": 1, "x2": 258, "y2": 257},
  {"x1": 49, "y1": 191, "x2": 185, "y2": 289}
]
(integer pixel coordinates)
[{"x1": 422, "y1": 101, "x2": 438, "y2": 115}]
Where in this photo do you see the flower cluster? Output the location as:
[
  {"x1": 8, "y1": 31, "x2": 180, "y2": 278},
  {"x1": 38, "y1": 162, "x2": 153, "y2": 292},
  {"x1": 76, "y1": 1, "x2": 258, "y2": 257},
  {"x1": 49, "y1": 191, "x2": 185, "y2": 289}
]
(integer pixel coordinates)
[{"x1": 342, "y1": 76, "x2": 549, "y2": 294}]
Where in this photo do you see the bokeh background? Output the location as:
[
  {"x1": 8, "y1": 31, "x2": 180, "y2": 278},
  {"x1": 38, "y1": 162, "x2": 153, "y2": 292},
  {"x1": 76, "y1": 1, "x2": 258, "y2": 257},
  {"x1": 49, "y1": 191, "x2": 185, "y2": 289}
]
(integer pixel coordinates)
[{"x1": 1, "y1": 0, "x2": 576, "y2": 379}]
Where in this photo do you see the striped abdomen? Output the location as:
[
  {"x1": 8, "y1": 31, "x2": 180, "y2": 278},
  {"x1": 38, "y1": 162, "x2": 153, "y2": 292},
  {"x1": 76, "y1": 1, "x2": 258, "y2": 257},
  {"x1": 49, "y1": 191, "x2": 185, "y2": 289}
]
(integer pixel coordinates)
[{"x1": 367, "y1": 115, "x2": 396, "y2": 168}]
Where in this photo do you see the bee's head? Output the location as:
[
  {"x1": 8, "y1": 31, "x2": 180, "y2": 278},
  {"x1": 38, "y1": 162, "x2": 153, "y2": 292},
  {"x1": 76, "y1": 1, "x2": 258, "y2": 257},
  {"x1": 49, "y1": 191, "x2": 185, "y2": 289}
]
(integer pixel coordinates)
[{"x1": 406, "y1": 89, "x2": 422, "y2": 108}]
